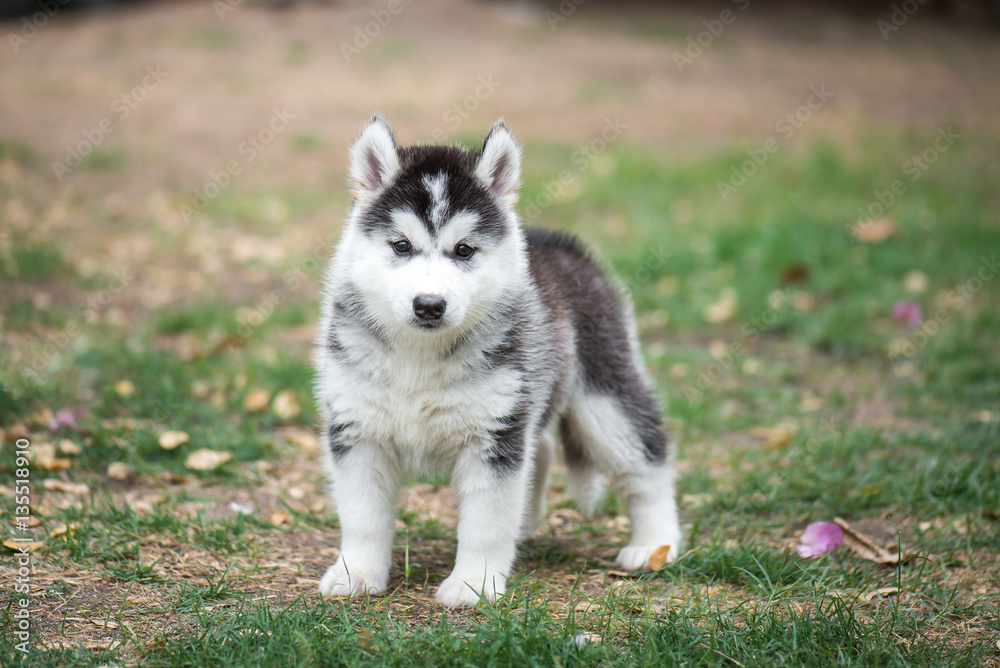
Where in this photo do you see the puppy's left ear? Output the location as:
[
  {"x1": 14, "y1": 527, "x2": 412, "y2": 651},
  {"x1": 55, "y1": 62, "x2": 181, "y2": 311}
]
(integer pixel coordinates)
[{"x1": 476, "y1": 120, "x2": 521, "y2": 209}]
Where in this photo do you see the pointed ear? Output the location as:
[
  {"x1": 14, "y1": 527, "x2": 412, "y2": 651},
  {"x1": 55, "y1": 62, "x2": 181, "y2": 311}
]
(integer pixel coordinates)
[
  {"x1": 349, "y1": 114, "x2": 400, "y2": 201},
  {"x1": 476, "y1": 120, "x2": 521, "y2": 208}
]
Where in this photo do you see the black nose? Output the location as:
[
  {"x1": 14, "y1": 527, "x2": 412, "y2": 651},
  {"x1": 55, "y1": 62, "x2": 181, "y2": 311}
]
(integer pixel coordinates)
[{"x1": 413, "y1": 295, "x2": 446, "y2": 321}]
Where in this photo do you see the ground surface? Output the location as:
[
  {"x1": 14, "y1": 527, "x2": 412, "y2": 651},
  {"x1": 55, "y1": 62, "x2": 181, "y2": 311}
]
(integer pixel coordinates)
[{"x1": 1, "y1": 0, "x2": 999, "y2": 665}]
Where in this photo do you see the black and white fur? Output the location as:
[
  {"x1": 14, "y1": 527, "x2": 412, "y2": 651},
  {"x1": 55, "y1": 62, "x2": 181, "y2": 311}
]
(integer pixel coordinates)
[{"x1": 314, "y1": 116, "x2": 681, "y2": 608}]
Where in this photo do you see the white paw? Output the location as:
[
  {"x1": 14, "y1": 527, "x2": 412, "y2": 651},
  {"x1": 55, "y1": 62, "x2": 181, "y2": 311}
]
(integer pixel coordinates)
[
  {"x1": 318, "y1": 557, "x2": 388, "y2": 598},
  {"x1": 615, "y1": 543, "x2": 679, "y2": 571},
  {"x1": 435, "y1": 571, "x2": 506, "y2": 608}
]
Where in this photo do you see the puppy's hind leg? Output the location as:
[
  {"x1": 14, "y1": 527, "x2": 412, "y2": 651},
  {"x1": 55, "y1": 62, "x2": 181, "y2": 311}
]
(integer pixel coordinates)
[
  {"x1": 564, "y1": 392, "x2": 682, "y2": 570},
  {"x1": 611, "y1": 459, "x2": 682, "y2": 570},
  {"x1": 521, "y1": 432, "x2": 553, "y2": 541},
  {"x1": 560, "y1": 415, "x2": 605, "y2": 517}
]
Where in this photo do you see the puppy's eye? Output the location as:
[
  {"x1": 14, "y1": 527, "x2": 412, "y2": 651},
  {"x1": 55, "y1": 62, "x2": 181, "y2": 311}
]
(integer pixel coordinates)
[
  {"x1": 392, "y1": 240, "x2": 411, "y2": 255},
  {"x1": 455, "y1": 243, "x2": 475, "y2": 259}
]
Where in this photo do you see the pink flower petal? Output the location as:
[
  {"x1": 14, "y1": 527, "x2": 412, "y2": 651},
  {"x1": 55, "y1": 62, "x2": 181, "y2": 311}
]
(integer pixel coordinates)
[
  {"x1": 796, "y1": 521, "x2": 843, "y2": 558},
  {"x1": 49, "y1": 409, "x2": 77, "y2": 431},
  {"x1": 891, "y1": 300, "x2": 922, "y2": 326}
]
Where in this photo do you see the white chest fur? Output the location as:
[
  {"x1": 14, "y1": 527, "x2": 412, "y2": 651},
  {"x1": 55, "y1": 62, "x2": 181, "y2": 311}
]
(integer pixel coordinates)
[{"x1": 318, "y1": 341, "x2": 522, "y2": 471}]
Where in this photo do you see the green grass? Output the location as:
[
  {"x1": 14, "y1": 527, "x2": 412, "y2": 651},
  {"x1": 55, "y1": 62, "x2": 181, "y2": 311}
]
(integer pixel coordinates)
[
  {"x1": 2, "y1": 130, "x2": 999, "y2": 665},
  {"x1": 1, "y1": 241, "x2": 66, "y2": 280},
  {"x1": 3, "y1": 587, "x2": 985, "y2": 667}
]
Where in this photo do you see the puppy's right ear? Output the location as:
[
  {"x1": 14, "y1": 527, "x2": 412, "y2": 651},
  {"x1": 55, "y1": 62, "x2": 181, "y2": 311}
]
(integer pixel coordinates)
[{"x1": 349, "y1": 114, "x2": 400, "y2": 202}]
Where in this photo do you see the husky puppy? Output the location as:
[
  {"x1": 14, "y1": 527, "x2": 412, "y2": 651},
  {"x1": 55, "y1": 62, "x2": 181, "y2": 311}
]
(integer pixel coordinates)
[{"x1": 314, "y1": 116, "x2": 681, "y2": 608}]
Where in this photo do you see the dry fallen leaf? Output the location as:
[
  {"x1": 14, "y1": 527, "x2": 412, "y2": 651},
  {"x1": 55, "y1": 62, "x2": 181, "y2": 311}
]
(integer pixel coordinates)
[
  {"x1": 780, "y1": 263, "x2": 810, "y2": 285},
  {"x1": 47, "y1": 458, "x2": 73, "y2": 471},
  {"x1": 850, "y1": 217, "x2": 897, "y2": 243},
  {"x1": 50, "y1": 523, "x2": 69, "y2": 538},
  {"x1": 764, "y1": 431, "x2": 794, "y2": 449},
  {"x1": 158, "y1": 430, "x2": 189, "y2": 450},
  {"x1": 3, "y1": 538, "x2": 44, "y2": 552},
  {"x1": 269, "y1": 509, "x2": 291, "y2": 526},
  {"x1": 648, "y1": 544, "x2": 672, "y2": 570},
  {"x1": 107, "y1": 462, "x2": 130, "y2": 480},
  {"x1": 191, "y1": 380, "x2": 212, "y2": 399},
  {"x1": 799, "y1": 393, "x2": 824, "y2": 413},
  {"x1": 91, "y1": 618, "x2": 120, "y2": 629},
  {"x1": 357, "y1": 629, "x2": 380, "y2": 652},
  {"x1": 8, "y1": 422, "x2": 30, "y2": 440},
  {"x1": 272, "y1": 390, "x2": 301, "y2": 420},
  {"x1": 243, "y1": 388, "x2": 270, "y2": 412},
  {"x1": 607, "y1": 570, "x2": 634, "y2": 578},
  {"x1": 10, "y1": 516, "x2": 41, "y2": 528},
  {"x1": 834, "y1": 517, "x2": 920, "y2": 565},
  {"x1": 791, "y1": 291, "x2": 816, "y2": 311},
  {"x1": 275, "y1": 427, "x2": 320, "y2": 455},
  {"x1": 115, "y1": 380, "x2": 135, "y2": 397},
  {"x1": 904, "y1": 270, "x2": 928, "y2": 294},
  {"x1": 58, "y1": 439, "x2": 82, "y2": 456},
  {"x1": 861, "y1": 586, "x2": 900, "y2": 601},
  {"x1": 29, "y1": 443, "x2": 57, "y2": 469},
  {"x1": 36, "y1": 407, "x2": 55, "y2": 427},
  {"x1": 43, "y1": 479, "x2": 90, "y2": 495},
  {"x1": 185, "y1": 448, "x2": 232, "y2": 471},
  {"x1": 750, "y1": 421, "x2": 799, "y2": 449},
  {"x1": 703, "y1": 288, "x2": 738, "y2": 324}
]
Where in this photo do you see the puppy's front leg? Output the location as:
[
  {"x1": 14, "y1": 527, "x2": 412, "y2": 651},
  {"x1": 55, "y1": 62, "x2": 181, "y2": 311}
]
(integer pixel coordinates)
[
  {"x1": 319, "y1": 441, "x2": 401, "y2": 598},
  {"x1": 436, "y1": 436, "x2": 531, "y2": 608}
]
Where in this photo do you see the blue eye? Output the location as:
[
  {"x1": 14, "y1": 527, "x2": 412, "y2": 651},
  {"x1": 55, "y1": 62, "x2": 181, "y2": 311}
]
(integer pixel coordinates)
[
  {"x1": 455, "y1": 244, "x2": 475, "y2": 259},
  {"x1": 392, "y1": 240, "x2": 411, "y2": 255}
]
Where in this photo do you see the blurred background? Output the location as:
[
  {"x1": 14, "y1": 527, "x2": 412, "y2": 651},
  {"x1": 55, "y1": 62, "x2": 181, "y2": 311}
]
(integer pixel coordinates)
[
  {"x1": 1, "y1": 1, "x2": 999, "y2": 660},
  {"x1": 3, "y1": 0, "x2": 998, "y2": 351}
]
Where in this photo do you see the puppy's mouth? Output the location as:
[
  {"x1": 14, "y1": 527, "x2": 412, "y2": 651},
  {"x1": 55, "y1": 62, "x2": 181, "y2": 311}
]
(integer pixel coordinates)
[{"x1": 413, "y1": 320, "x2": 448, "y2": 331}]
